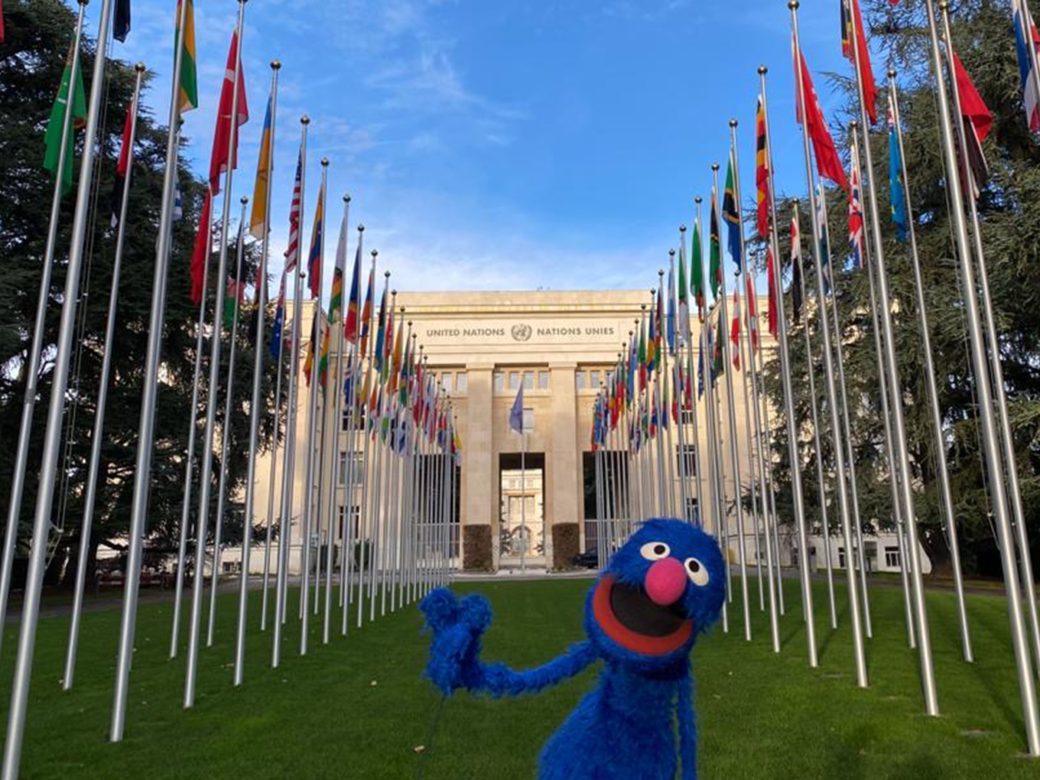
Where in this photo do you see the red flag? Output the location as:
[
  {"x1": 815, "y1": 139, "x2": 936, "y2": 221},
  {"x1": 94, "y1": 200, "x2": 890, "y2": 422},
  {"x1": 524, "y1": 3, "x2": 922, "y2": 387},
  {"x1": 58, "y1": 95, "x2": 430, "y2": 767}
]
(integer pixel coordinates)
[
  {"x1": 766, "y1": 245, "x2": 779, "y2": 339},
  {"x1": 208, "y1": 30, "x2": 249, "y2": 195},
  {"x1": 190, "y1": 189, "x2": 213, "y2": 305},
  {"x1": 284, "y1": 151, "x2": 303, "y2": 271},
  {"x1": 842, "y1": 0, "x2": 878, "y2": 124},
  {"x1": 109, "y1": 99, "x2": 135, "y2": 227},
  {"x1": 952, "y1": 52, "x2": 993, "y2": 142},
  {"x1": 745, "y1": 273, "x2": 759, "y2": 352},
  {"x1": 730, "y1": 287, "x2": 741, "y2": 370},
  {"x1": 755, "y1": 97, "x2": 770, "y2": 239},
  {"x1": 794, "y1": 47, "x2": 850, "y2": 190}
]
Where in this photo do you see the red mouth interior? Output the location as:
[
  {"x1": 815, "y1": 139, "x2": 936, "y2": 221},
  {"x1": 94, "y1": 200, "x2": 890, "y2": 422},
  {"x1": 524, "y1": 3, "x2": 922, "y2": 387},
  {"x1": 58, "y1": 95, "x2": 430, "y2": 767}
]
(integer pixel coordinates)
[{"x1": 592, "y1": 575, "x2": 693, "y2": 656}]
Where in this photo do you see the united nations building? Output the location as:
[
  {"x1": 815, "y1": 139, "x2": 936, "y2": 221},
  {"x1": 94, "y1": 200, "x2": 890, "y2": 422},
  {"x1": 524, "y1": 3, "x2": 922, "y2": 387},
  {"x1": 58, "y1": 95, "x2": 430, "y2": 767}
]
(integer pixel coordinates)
[{"x1": 224, "y1": 289, "x2": 926, "y2": 577}]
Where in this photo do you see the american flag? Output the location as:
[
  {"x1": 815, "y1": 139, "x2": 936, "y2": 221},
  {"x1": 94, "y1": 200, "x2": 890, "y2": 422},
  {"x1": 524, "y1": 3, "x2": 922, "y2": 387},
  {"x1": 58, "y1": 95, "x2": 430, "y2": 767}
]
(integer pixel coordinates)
[
  {"x1": 284, "y1": 150, "x2": 303, "y2": 271},
  {"x1": 848, "y1": 140, "x2": 865, "y2": 270}
]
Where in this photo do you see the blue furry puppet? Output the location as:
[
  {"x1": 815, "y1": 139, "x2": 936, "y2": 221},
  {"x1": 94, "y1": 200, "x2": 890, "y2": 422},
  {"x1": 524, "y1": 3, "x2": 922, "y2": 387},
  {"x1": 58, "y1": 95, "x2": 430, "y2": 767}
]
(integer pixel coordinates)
[{"x1": 419, "y1": 518, "x2": 726, "y2": 780}]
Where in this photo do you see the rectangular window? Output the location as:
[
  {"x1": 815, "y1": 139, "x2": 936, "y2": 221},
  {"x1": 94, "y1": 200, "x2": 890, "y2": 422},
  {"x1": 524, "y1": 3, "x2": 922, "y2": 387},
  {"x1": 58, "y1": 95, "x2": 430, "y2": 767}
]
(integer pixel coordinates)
[
  {"x1": 441, "y1": 372, "x2": 453, "y2": 393},
  {"x1": 455, "y1": 372, "x2": 468, "y2": 394},
  {"x1": 339, "y1": 452, "x2": 365, "y2": 485},
  {"x1": 509, "y1": 371, "x2": 520, "y2": 390},
  {"x1": 884, "y1": 546, "x2": 900, "y2": 568},
  {"x1": 838, "y1": 547, "x2": 847, "y2": 569},
  {"x1": 589, "y1": 369, "x2": 602, "y2": 388},
  {"x1": 537, "y1": 370, "x2": 549, "y2": 389},
  {"x1": 684, "y1": 497, "x2": 699, "y2": 524},
  {"x1": 676, "y1": 445, "x2": 697, "y2": 476},
  {"x1": 575, "y1": 371, "x2": 586, "y2": 391},
  {"x1": 523, "y1": 370, "x2": 534, "y2": 390},
  {"x1": 681, "y1": 408, "x2": 697, "y2": 426},
  {"x1": 493, "y1": 371, "x2": 505, "y2": 393},
  {"x1": 522, "y1": 408, "x2": 535, "y2": 434},
  {"x1": 338, "y1": 504, "x2": 361, "y2": 541},
  {"x1": 341, "y1": 406, "x2": 364, "y2": 431}
]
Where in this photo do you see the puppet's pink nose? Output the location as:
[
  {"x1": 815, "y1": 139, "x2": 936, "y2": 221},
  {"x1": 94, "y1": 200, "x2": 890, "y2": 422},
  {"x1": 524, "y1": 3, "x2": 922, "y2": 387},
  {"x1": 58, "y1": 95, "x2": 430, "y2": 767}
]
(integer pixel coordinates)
[{"x1": 645, "y1": 558, "x2": 687, "y2": 606}]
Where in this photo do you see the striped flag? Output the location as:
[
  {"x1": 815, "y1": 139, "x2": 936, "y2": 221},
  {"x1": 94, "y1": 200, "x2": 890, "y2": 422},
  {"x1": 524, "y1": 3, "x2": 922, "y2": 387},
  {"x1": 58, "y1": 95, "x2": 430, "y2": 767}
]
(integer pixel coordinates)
[
  {"x1": 745, "y1": 272, "x2": 759, "y2": 352},
  {"x1": 1013, "y1": 0, "x2": 1040, "y2": 133},
  {"x1": 284, "y1": 151, "x2": 302, "y2": 271},
  {"x1": 176, "y1": 0, "x2": 198, "y2": 113},
  {"x1": 209, "y1": 28, "x2": 249, "y2": 195},
  {"x1": 344, "y1": 239, "x2": 362, "y2": 342},
  {"x1": 666, "y1": 260, "x2": 676, "y2": 354},
  {"x1": 114, "y1": 0, "x2": 131, "y2": 42},
  {"x1": 249, "y1": 93, "x2": 273, "y2": 238},
  {"x1": 729, "y1": 286, "x2": 741, "y2": 370},
  {"x1": 373, "y1": 284, "x2": 388, "y2": 374},
  {"x1": 722, "y1": 154, "x2": 743, "y2": 273},
  {"x1": 677, "y1": 232, "x2": 690, "y2": 343},
  {"x1": 848, "y1": 139, "x2": 865, "y2": 269},
  {"x1": 692, "y1": 216, "x2": 705, "y2": 320},
  {"x1": 755, "y1": 96, "x2": 770, "y2": 239},
  {"x1": 359, "y1": 261, "x2": 375, "y2": 356},
  {"x1": 841, "y1": 0, "x2": 877, "y2": 124},
  {"x1": 306, "y1": 180, "x2": 325, "y2": 298},
  {"x1": 790, "y1": 207, "x2": 803, "y2": 325},
  {"x1": 43, "y1": 45, "x2": 87, "y2": 196},
  {"x1": 765, "y1": 245, "x2": 778, "y2": 339},
  {"x1": 709, "y1": 186, "x2": 722, "y2": 300}
]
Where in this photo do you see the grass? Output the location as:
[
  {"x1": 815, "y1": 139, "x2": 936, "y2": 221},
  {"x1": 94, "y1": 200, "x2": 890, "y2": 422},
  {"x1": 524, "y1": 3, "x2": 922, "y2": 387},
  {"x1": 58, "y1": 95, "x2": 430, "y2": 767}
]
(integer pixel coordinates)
[{"x1": 1, "y1": 575, "x2": 1038, "y2": 778}]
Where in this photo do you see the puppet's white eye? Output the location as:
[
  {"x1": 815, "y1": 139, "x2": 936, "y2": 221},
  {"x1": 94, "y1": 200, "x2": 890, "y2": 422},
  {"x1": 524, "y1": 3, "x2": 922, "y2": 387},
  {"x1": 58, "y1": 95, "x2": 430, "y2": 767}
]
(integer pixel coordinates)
[
  {"x1": 640, "y1": 542, "x2": 670, "y2": 560},
  {"x1": 684, "y1": 557, "x2": 709, "y2": 586}
]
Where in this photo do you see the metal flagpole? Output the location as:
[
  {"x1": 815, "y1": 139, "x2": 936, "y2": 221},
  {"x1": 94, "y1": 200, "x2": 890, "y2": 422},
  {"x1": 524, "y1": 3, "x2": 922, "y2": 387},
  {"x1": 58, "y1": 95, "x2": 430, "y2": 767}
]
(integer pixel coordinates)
[
  {"x1": 702, "y1": 322, "x2": 729, "y2": 633},
  {"x1": 366, "y1": 271, "x2": 389, "y2": 619},
  {"x1": 2, "y1": 0, "x2": 113, "y2": 763},
  {"x1": 355, "y1": 260, "x2": 377, "y2": 628},
  {"x1": 715, "y1": 159, "x2": 752, "y2": 642},
  {"x1": 259, "y1": 296, "x2": 284, "y2": 630},
  {"x1": 938, "y1": 2, "x2": 1040, "y2": 679},
  {"x1": 736, "y1": 283, "x2": 765, "y2": 611},
  {"x1": 273, "y1": 117, "x2": 311, "y2": 667},
  {"x1": 383, "y1": 390, "x2": 401, "y2": 614},
  {"x1": 790, "y1": 1, "x2": 866, "y2": 685},
  {"x1": 184, "y1": 1, "x2": 249, "y2": 708},
  {"x1": 63, "y1": 63, "x2": 145, "y2": 689},
  {"x1": 887, "y1": 73, "x2": 970, "y2": 660},
  {"x1": 235, "y1": 57, "x2": 279, "y2": 675},
  {"x1": 674, "y1": 239, "x2": 690, "y2": 522},
  {"x1": 689, "y1": 199, "x2": 706, "y2": 527},
  {"x1": 299, "y1": 159, "x2": 329, "y2": 653},
  {"x1": 0, "y1": 0, "x2": 88, "y2": 661},
  {"x1": 521, "y1": 400, "x2": 527, "y2": 573},
  {"x1": 207, "y1": 197, "x2": 249, "y2": 647},
  {"x1": 816, "y1": 184, "x2": 873, "y2": 639},
  {"x1": 759, "y1": 65, "x2": 816, "y2": 665},
  {"x1": 925, "y1": 0, "x2": 1039, "y2": 748},
  {"x1": 388, "y1": 318, "x2": 411, "y2": 611},
  {"x1": 844, "y1": 0, "x2": 935, "y2": 709},
  {"x1": 314, "y1": 377, "x2": 329, "y2": 618},
  {"x1": 339, "y1": 342, "x2": 360, "y2": 632}
]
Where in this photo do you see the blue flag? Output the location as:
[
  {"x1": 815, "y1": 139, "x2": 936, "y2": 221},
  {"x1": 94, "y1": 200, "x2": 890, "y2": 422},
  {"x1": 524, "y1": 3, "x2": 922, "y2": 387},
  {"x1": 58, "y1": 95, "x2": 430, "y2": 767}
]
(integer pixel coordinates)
[
  {"x1": 887, "y1": 98, "x2": 908, "y2": 243},
  {"x1": 509, "y1": 385, "x2": 524, "y2": 433},
  {"x1": 723, "y1": 154, "x2": 743, "y2": 274}
]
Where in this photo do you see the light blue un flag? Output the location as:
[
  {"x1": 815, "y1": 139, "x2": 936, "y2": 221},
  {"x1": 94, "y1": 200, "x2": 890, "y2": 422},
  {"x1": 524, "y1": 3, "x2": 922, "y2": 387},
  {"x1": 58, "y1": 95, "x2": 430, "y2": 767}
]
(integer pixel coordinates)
[{"x1": 509, "y1": 385, "x2": 524, "y2": 433}]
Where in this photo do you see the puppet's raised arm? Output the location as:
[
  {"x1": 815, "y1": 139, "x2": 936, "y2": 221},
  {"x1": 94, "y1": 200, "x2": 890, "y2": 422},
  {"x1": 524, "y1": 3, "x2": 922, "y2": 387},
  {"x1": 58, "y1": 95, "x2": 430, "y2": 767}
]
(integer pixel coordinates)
[{"x1": 420, "y1": 588, "x2": 598, "y2": 698}]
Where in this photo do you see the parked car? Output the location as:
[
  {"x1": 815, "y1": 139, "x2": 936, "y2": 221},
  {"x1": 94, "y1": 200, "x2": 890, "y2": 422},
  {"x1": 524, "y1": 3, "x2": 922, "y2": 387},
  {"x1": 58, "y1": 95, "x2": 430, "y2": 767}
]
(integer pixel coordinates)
[{"x1": 572, "y1": 551, "x2": 599, "y2": 569}]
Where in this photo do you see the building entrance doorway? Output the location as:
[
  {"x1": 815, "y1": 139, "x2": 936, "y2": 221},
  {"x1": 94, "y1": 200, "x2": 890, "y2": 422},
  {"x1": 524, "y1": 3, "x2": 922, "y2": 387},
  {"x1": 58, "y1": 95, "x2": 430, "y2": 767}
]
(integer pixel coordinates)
[{"x1": 499, "y1": 452, "x2": 545, "y2": 569}]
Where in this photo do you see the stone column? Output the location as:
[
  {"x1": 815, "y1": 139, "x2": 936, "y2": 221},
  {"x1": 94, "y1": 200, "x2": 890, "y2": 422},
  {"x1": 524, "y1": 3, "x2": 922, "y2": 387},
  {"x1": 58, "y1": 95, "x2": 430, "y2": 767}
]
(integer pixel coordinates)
[
  {"x1": 548, "y1": 362, "x2": 580, "y2": 569},
  {"x1": 462, "y1": 365, "x2": 494, "y2": 570}
]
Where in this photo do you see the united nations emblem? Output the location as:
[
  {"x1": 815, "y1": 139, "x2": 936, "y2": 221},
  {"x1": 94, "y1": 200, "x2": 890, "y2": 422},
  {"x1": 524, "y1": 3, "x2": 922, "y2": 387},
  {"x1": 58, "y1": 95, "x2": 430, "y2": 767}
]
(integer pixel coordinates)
[{"x1": 511, "y1": 323, "x2": 532, "y2": 342}]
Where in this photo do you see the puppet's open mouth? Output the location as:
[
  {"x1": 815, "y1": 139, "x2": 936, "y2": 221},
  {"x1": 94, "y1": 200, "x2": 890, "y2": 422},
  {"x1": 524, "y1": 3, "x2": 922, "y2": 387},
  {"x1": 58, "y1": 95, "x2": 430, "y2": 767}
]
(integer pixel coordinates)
[{"x1": 592, "y1": 575, "x2": 693, "y2": 656}]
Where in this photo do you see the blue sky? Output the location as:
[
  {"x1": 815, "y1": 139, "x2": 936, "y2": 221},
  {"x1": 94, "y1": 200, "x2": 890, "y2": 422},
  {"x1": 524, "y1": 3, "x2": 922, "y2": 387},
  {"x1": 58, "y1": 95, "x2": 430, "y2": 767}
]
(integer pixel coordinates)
[{"x1": 89, "y1": 0, "x2": 856, "y2": 296}]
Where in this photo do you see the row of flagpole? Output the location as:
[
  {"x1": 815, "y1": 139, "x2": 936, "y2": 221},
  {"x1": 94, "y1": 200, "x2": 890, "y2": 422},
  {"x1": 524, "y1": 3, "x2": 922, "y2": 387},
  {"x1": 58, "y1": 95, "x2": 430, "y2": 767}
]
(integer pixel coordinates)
[
  {"x1": 590, "y1": 0, "x2": 1040, "y2": 757},
  {"x1": 0, "y1": 0, "x2": 460, "y2": 776}
]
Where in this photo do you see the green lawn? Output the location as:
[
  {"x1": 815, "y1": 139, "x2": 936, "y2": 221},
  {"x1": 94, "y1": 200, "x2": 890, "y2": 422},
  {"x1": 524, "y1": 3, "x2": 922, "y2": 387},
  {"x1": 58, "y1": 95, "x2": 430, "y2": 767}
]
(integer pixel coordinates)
[{"x1": 1, "y1": 576, "x2": 1038, "y2": 778}]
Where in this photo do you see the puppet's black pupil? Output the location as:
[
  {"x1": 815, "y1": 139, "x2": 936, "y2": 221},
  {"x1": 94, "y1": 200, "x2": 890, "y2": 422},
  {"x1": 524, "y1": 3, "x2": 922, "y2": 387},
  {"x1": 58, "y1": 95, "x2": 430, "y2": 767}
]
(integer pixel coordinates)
[
  {"x1": 688, "y1": 560, "x2": 700, "y2": 573},
  {"x1": 654, "y1": 545, "x2": 666, "y2": 556}
]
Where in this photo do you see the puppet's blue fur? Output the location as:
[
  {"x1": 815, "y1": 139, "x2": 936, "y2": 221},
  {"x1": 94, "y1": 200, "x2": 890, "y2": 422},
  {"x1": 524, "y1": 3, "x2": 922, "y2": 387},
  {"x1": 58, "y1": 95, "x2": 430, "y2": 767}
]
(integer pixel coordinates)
[{"x1": 420, "y1": 518, "x2": 725, "y2": 780}]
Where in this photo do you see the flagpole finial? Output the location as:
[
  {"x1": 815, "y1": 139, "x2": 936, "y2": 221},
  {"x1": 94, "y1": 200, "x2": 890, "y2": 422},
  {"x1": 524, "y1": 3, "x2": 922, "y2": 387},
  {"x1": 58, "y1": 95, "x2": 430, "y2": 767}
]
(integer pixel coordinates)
[
  {"x1": 301, "y1": 115, "x2": 310, "y2": 125},
  {"x1": 938, "y1": 0, "x2": 948, "y2": 9},
  {"x1": 384, "y1": 270, "x2": 391, "y2": 278},
  {"x1": 729, "y1": 118, "x2": 737, "y2": 128},
  {"x1": 321, "y1": 158, "x2": 329, "y2": 167},
  {"x1": 271, "y1": 60, "x2": 282, "y2": 71},
  {"x1": 240, "y1": 196, "x2": 248, "y2": 205},
  {"x1": 344, "y1": 194, "x2": 351, "y2": 203},
  {"x1": 888, "y1": 68, "x2": 897, "y2": 79},
  {"x1": 371, "y1": 250, "x2": 378, "y2": 259},
  {"x1": 135, "y1": 63, "x2": 146, "y2": 73},
  {"x1": 758, "y1": 65, "x2": 767, "y2": 75},
  {"x1": 668, "y1": 250, "x2": 675, "y2": 258},
  {"x1": 680, "y1": 225, "x2": 686, "y2": 233},
  {"x1": 358, "y1": 224, "x2": 365, "y2": 232},
  {"x1": 711, "y1": 163, "x2": 719, "y2": 172},
  {"x1": 392, "y1": 289, "x2": 398, "y2": 297},
  {"x1": 77, "y1": 0, "x2": 87, "y2": 6},
  {"x1": 851, "y1": 120, "x2": 859, "y2": 130},
  {"x1": 788, "y1": 0, "x2": 799, "y2": 10},
  {"x1": 695, "y1": 196, "x2": 702, "y2": 204}
]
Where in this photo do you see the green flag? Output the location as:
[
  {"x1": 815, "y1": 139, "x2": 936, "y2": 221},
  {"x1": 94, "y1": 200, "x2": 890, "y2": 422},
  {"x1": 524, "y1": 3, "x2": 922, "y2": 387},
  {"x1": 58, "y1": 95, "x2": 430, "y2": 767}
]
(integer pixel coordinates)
[
  {"x1": 43, "y1": 47, "x2": 87, "y2": 196},
  {"x1": 709, "y1": 188, "x2": 722, "y2": 301},
  {"x1": 691, "y1": 218, "x2": 704, "y2": 320}
]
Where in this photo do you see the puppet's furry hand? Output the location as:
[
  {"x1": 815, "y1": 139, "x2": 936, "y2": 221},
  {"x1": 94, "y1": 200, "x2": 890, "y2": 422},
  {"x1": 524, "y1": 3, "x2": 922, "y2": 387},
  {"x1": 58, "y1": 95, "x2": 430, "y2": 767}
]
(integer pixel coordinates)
[{"x1": 419, "y1": 588, "x2": 492, "y2": 696}]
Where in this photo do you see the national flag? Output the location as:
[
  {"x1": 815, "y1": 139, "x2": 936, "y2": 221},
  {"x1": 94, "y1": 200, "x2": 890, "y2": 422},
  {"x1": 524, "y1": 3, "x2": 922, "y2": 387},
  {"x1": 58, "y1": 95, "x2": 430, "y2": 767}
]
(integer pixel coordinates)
[
  {"x1": 951, "y1": 51, "x2": 992, "y2": 196},
  {"x1": 666, "y1": 260, "x2": 676, "y2": 354},
  {"x1": 269, "y1": 272, "x2": 286, "y2": 360},
  {"x1": 110, "y1": 98, "x2": 136, "y2": 228},
  {"x1": 709, "y1": 187, "x2": 723, "y2": 300},
  {"x1": 249, "y1": 94, "x2": 273, "y2": 238},
  {"x1": 284, "y1": 151, "x2": 302, "y2": 271},
  {"x1": 692, "y1": 217, "x2": 705, "y2": 320},
  {"x1": 304, "y1": 308, "x2": 319, "y2": 387},
  {"x1": 647, "y1": 294, "x2": 659, "y2": 374},
  {"x1": 176, "y1": 0, "x2": 198, "y2": 113},
  {"x1": 794, "y1": 46, "x2": 850, "y2": 190},
  {"x1": 388, "y1": 319, "x2": 404, "y2": 396},
  {"x1": 114, "y1": 0, "x2": 131, "y2": 42},
  {"x1": 317, "y1": 318, "x2": 331, "y2": 389},
  {"x1": 678, "y1": 233, "x2": 690, "y2": 344},
  {"x1": 1014, "y1": 0, "x2": 1040, "y2": 133},
  {"x1": 359, "y1": 261, "x2": 375, "y2": 356},
  {"x1": 888, "y1": 97, "x2": 909, "y2": 242},
  {"x1": 765, "y1": 245, "x2": 779, "y2": 338},
  {"x1": 189, "y1": 189, "x2": 212, "y2": 306},
  {"x1": 209, "y1": 29, "x2": 249, "y2": 195},
  {"x1": 791, "y1": 207, "x2": 804, "y2": 325},
  {"x1": 43, "y1": 45, "x2": 87, "y2": 196},
  {"x1": 373, "y1": 284, "x2": 388, "y2": 374},
  {"x1": 223, "y1": 221, "x2": 246, "y2": 329},
  {"x1": 344, "y1": 239, "x2": 362, "y2": 342},
  {"x1": 637, "y1": 317, "x2": 647, "y2": 392},
  {"x1": 841, "y1": 0, "x2": 878, "y2": 124},
  {"x1": 627, "y1": 331, "x2": 637, "y2": 404},
  {"x1": 712, "y1": 317, "x2": 725, "y2": 380},
  {"x1": 848, "y1": 139, "x2": 865, "y2": 269},
  {"x1": 173, "y1": 184, "x2": 184, "y2": 221},
  {"x1": 816, "y1": 184, "x2": 833, "y2": 294},
  {"x1": 745, "y1": 273, "x2": 759, "y2": 352},
  {"x1": 755, "y1": 96, "x2": 771, "y2": 239},
  {"x1": 730, "y1": 286, "x2": 742, "y2": 371},
  {"x1": 722, "y1": 154, "x2": 743, "y2": 273},
  {"x1": 306, "y1": 180, "x2": 325, "y2": 298}
]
